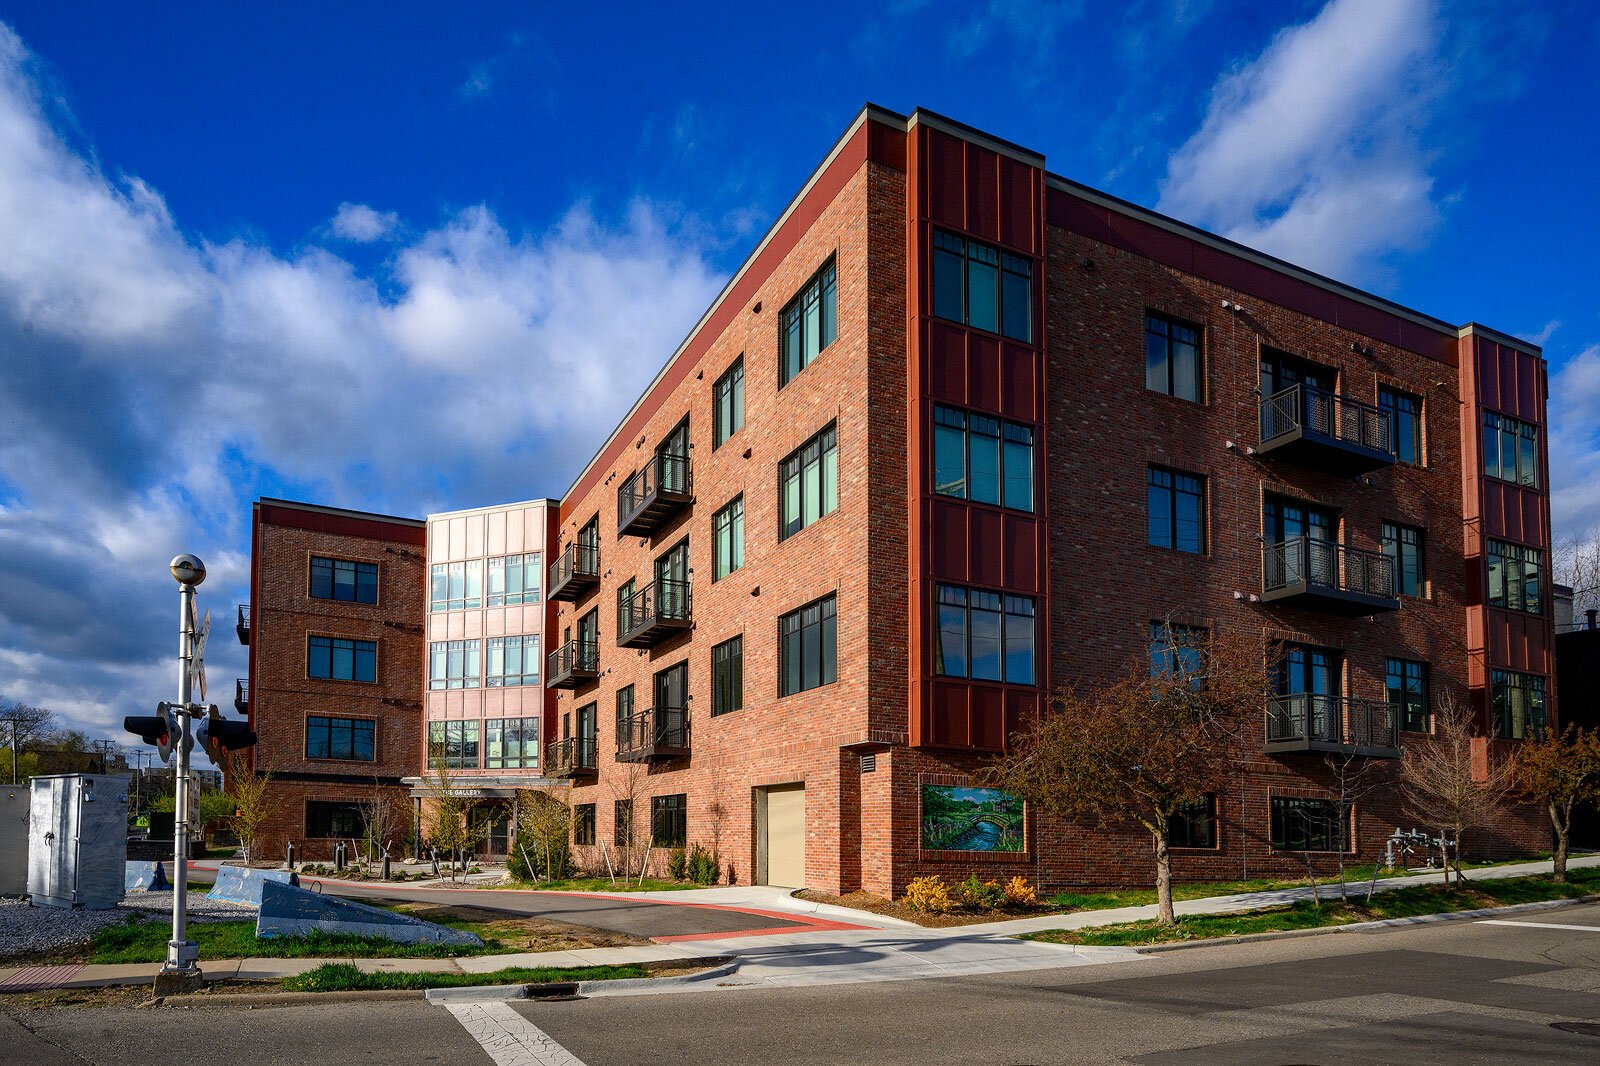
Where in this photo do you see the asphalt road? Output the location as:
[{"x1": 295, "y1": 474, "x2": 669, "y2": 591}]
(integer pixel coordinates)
[{"x1": 7, "y1": 901, "x2": 1600, "y2": 1065}]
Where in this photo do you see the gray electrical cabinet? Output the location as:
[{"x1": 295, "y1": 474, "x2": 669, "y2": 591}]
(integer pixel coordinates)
[
  {"x1": 28, "y1": 774, "x2": 129, "y2": 909},
  {"x1": 0, "y1": 786, "x2": 27, "y2": 896}
]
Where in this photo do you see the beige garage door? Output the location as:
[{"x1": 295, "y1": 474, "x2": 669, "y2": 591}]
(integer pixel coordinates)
[{"x1": 763, "y1": 785, "x2": 806, "y2": 888}]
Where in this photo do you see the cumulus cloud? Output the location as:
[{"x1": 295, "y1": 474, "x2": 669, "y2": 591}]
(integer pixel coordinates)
[
  {"x1": 329, "y1": 201, "x2": 399, "y2": 242},
  {"x1": 1549, "y1": 344, "x2": 1600, "y2": 540},
  {"x1": 0, "y1": 23, "x2": 726, "y2": 738}
]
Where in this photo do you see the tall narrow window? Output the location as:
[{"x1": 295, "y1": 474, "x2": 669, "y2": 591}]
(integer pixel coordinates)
[
  {"x1": 779, "y1": 423, "x2": 838, "y2": 540},
  {"x1": 934, "y1": 585, "x2": 1036, "y2": 685},
  {"x1": 930, "y1": 230, "x2": 1033, "y2": 342},
  {"x1": 614, "y1": 685, "x2": 635, "y2": 740},
  {"x1": 1145, "y1": 313, "x2": 1202, "y2": 402},
  {"x1": 1487, "y1": 540, "x2": 1543, "y2": 614},
  {"x1": 713, "y1": 496, "x2": 745, "y2": 580},
  {"x1": 1147, "y1": 466, "x2": 1206, "y2": 553},
  {"x1": 1483, "y1": 411, "x2": 1540, "y2": 487},
  {"x1": 931, "y1": 404, "x2": 1035, "y2": 512},
  {"x1": 779, "y1": 594, "x2": 837, "y2": 696},
  {"x1": 711, "y1": 635, "x2": 744, "y2": 717},
  {"x1": 1492, "y1": 670, "x2": 1547, "y2": 739},
  {"x1": 1382, "y1": 522, "x2": 1425, "y2": 597},
  {"x1": 1386, "y1": 658, "x2": 1429, "y2": 733},
  {"x1": 1379, "y1": 387, "x2": 1423, "y2": 464},
  {"x1": 780, "y1": 260, "x2": 838, "y2": 386},
  {"x1": 614, "y1": 800, "x2": 633, "y2": 848},
  {"x1": 310, "y1": 557, "x2": 379, "y2": 604},
  {"x1": 651, "y1": 794, "x2": 688, "y2": 847},
  {"x1": 713, "y1": 357, "x2": 745, "y2": 448},
  {"x1": 486, "y1": 553, "x2": 541, "y2": 606},
  {"x1": 309, "y1": 636, "x2": 378, "y2": 682},
  {"x1": 574, "y1": 804, "x2": 597, "y2": 846}
]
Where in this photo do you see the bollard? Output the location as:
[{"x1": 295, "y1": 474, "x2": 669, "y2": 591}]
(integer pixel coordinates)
[
  {"x1": 381, "y1": 851, "x2": 391, "y2": 881},
  {"x1": 335, "y1": 842, "x2": 347, "y2": 871},
  {"x1": 430, "y1": 848, "x2": 440, "y2": 879},
  {"x1": 286, "y1": 841, "x2": 296, "y2": 870}
]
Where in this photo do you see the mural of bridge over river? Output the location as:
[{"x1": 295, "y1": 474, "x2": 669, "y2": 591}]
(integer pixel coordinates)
[{"x1": 921, "y1": 785, "x2": 1025, "y2": 852}]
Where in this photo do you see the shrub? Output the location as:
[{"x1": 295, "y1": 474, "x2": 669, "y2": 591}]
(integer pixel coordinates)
[
  {"x1": 904, "y1": 875, "x2": 956, "y2": 913},
  {"x1": 957, "y1": 874, "x2": 1007, "y2": 911},
  {"x1": 1002, "y1": 876, "x2": 1038, "y2": 908},
  {"x1": 687, "y1": 844, "x2": 720, "y2": 885},
  {"x1": 668, "y1": 847, "x2": 688, "y2": 881}
]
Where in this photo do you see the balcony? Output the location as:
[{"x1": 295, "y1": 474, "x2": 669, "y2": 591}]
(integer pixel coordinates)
[
  {"x1": 234, "y1": 678, "x2": 249, "y2": 714},
  {"x1": 548, "y1": 542, "x2": 600, "y2": 603},
  {"x1": 1259, "y1": 384, "x2": 1395, "y2": 474},
  {"x1": 1265, "y1": 694, "x2": 1401, "y2": 758},
  {"x1": 617, "y1": 453, "x2": 693, "y2": 537},
  {"x1": 616, "y1": 705, "x2": 690, "y2": 763},
  {"x1": 545, "y1": 737, "x2": 598, "y2": 779},
  {"x1": 1262, "y1": 537, "x2": 1400, "y2": 616},
  {"x1": 236, "y1": 604, "x2": 250, "y2": 645},
  {"x1": 616, "y1": 578, "x2": 692, "y2": 648},
  {"x1": 546, "y1": 640, "x2": 599, "y2": 689}
]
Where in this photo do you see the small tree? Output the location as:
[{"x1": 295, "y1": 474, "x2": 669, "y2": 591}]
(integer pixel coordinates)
[
  {"x1": 984, "y1": 627, "x2": 1269, "y2": 926},
  {"x1": 425, "y1": 759, "x2": 487, "y2": 880},
  {"x1": 361, "y1": 785, "x2": 411, "y2": 876},
  {"x1": 1402, "y1": 692, "x2": 1513, "y2": 885},
  {"x1": 607, "y1": 758, "x2": 648, "y2": 879},
  {"x1": 513, "y1": 786, "x2": 572, "y2": 882},
  {"x1": 1512, "y1": 724, "x2": 1600, "y2": 882},
  {"x1": 224, "y1": 751, "x2": 273, "y2": 864},
  {"x1": 1321, "y1": 746, "x2": 1397, "y2": 903}
]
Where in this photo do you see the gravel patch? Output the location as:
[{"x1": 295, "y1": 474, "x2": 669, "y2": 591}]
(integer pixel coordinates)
[{"x1": 0, "y1": 892, "x2": 254, "y2": 959}]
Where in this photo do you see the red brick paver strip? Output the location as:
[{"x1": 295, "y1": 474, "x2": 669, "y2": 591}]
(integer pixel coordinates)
[{"x1": 0, "y1": 964, "x2": 84, "y2": 992}]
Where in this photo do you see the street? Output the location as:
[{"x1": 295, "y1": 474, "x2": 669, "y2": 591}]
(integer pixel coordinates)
[{"x1": 6, "y1": 901, "x2": 1600, "y2": 1065}]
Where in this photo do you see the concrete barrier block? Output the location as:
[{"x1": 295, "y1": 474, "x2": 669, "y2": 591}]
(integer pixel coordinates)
[
  {"x1": 256, "y1": 879, "x2": 482, "y2": 947},
  {"x1": 208, "y1": 865, "x2": 298, "y2": 906},
  {"x1": 125, "y1": 861, "x2": 171, "y2": 892}
]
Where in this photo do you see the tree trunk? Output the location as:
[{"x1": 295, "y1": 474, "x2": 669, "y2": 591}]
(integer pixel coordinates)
[
  {"x1": 1552, "y1": 801, "x2": 1569, "y2": 883},
  {"x1": 1154, "y1": 831, "x2": 1175, "y2": 926}
]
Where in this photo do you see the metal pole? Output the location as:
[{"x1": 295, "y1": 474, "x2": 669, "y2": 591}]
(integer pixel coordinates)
[
  {"x1": 9, "y1": 721, "x2": 16, "y2": 785},
  {"x1": 164, "y1": 579, "x2": 200, "y2": 983}
]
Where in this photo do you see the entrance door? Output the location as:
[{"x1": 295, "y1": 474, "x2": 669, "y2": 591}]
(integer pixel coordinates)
[{"x1": 761, "y1": 785, "x2": 806, "y2": 888}]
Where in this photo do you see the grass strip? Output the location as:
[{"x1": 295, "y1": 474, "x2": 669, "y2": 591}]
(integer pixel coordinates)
[
  {"x1": 1025, "y1": 868, "x2": 1600, "y2": 947},
  {"x1": 490, "y1": 877, "x2": 700, "y2": 892},
  {"x1": 280, "y1": 962, "x2": 648, "y2": 992},
  {"x1": 88, "y1": 918, "x2": 505, "y2": 964}
]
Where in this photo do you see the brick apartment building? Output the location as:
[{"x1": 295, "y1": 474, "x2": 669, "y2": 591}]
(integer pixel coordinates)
[
  {"x1": 241, "y1": 498, "x2": 426, "y2": 861},
  {"x1": 543, "y1": 104, "x2": 1555, "y2": 896}
]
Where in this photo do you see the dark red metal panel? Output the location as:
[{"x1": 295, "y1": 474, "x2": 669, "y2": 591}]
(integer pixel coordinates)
[
  {"x1": 929, "y1": 323, "x2": 966, "y2": 403},
  {"x1": 967, "y1": 334, "x2": 1001, "y2": 411},
  {"x1": 1000, "y1": 343, "x2": 1037, "y2": 422},
  {"x1": 929, "y1": 499, "x2": 969, "y2": 582},
  {"x1": 971, "y1": 686, "x2": 1003, "y2": 749},
  {"x1": 966, "y1": 146, "x2": 1001, "y2": 243},
  {"x1": 969, "y1": 509, "x2": 1003, "y2": 586},
  {"x1": 1002, "y1": 514, "x2": 1039, "y2": 593},
  {"x1": 926, "y1": 129, "x2": 965, "y2": 228}
]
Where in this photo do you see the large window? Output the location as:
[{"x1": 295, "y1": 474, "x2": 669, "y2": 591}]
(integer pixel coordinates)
[
  {"x1": 713, "y1": 496, "x2": 745, "y2": 580},
  {"x1": 1483, "y1": 411, "x2": 1539, "y2": 487},
  {"x1": 1149, "y1": 622, "x2": 1205, "y2": 684},
  {"x1": 780, "y1": 259, "x2": 838, "y2": 386},
  {"x1": 1488, "y1": 540, "x2": 1543, "y2": 614},
  {"x1": 429, "y1": 639, "x2": 481, "y2": 690},
  {"x1": 306, "y1": 801, "x2": 366, "y2": 839},
  {"x1": 614, "y1": 800, "x2": 633, "y2": 847},
  {"x1": 487, "y1": 553, "x2": 541, "y2": 606},
  {"x1": 308, "y1": 636, "x2": 377, "y2": 683},
  {"x1": 429, "y1": 561, "x2": 482, "y2": 612},
  {"x1": 1492, "y1": 670, "x2": 1547, "y2": 740},
  {"x1": 1380, "y1": 387, "x2": 1423, "y2": 464},
  {"x1": 934, "y1": 585, "x2": 1036, "y2": 685},
  {"x1": 305, "y1": 716, "x2": 375, "y2": 761},
  {"x1": 310, "y1": 557, "x2": 378, "y2": 604},
  {"x1": 574, "y1": 804, "x2": 596, "y2": 846},
  {"x1": 779, "y1": 423, "x2": 838, "y2": 540},
  {"x1": 1145, "y1": 313, "x2": 1202, "y2": 402},
  {"x1": 931, "y1": 230, "x2": 1033, "y2": 342},
  {"x1": 1382, "y1": 522, "x2": 1426, "y2": 597},
  {"x1": 486, "y1": 635, "x2": 539, "y2": 687},
  {"x1": 779, "y1": 594, "x2": 837, "y2": 696},
  {"x1": 651, "y1": 794, "x2": 688, "y2": 848},
  {"x1": 713, "y1": 357, "x2": 745, "y2": 448},
  {"x1": 1168, "y1": 795, "x2": 1216, "y2": 849},
  {"x1": 485, "y1": 717, "x2": 538, "y2": 769},
  {"x1": 427, "y1": 720, "x2": 481, "y2": 770},
  {"x1": 932, "y1": 405, "x2": 1034, "y2": 511},
  {"x1": 1270, "y1": 797, "x2": 1349, "y2": 852},
  {"x1": 1386, "y1": 658, "x2": 1429, "y2": 733},
  {"x1": 1147, "y1": 466, "x2": 1206, "y2": 553},
  {"x1": 711, "y1": 635, "x2": 744, "y2": 716}
]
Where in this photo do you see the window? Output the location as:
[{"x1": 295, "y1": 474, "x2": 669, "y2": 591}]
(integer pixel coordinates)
[
  {"x1": 487, "y1": 553, "x2": 541, "y2": 606},
  {"x1": 1147, "y1": 467, "x2": 1206, "y2": 553},
  {"x1": 651, "y1": 794, "x2": 688, "y2": 848},
  {"x1": 427, "y1": 720, "x2": 481, "y2": 770},
  {"x1": 779, "y1": 594, "x2": 837, "y2": 696},
  {"x1": 1379, "y1": 387, "x2": 1423, "y2": 464},
  {"x1": 485, "y1": 717, "x2": 538, "y2": 769},
  {"x1": 1492, "y1": 670, "x2": 1547, "y2": 740},
  {"x1": 308, "y1": 636, "x2": 377, "y2": 683},
  {"x1": 1270, "y1": 797, "x2": 1349, "y2": 852},
  {"x1": 713, "y1": 496, "x2": 745, "y2": 580},
  {"x1": 713, "y1": 357, "x2": 745, "y2": 448},
  {"x1": 1382, "y1": 523, "x2": 1426, "y2": 597},
  {"x1": 616, "y1": 578, "x2": 637, "y2": 634},
  {"x1": 711, "y1": 635, "x2": 744, "y2": 716},
  {"x1": 310, "y1": 557, "x2": 378, "y2": 604},
  {"x1": 486, "y1": 635, "x2": 540, "y2": 686},
  {"x1": 1488, "y1": 540, "x2": 1543, "y2": 614},
  {"x1": 1386, "y1": 658, "x2": 1429, "y2": 733},
  {"x1": 614, "y1": 799, "x2": 633, "y2": 848},
  {"x1": 1483, "y1": 411, "x2": 1539, "y2": 487},
  {"x1": 615, "y1": 685, "x2": 635, "y2": 739},
  {"x1": 574, "y1": 804, "x2": 596, "y2": 846},
  {"x1": 306, "y1": 801, "x2": 366, "y2": 839},
  {"x1": 429, "y1": 639, "x2": 481, "y2": 690},
  {"x1": 1149, "y1": 622, "x2": 1205, "y2": 685},
  {"x1": 429, "y1": 561, "x2": 482, "y2": 611},
  {"x1": 780, "y1": 259, "x2": 838, "y2": 385},
  {"x1": 934, "y1": 585, "x2": 1036, "y2": 684},
  {"x1": 931, "y1": 405, "x2": 1035, "y2": 511},
  {"x1": 1168, "y1": 795, "x2": 1216, "y2": 849},
  {"x1": 305, "y1": 716, "x2": 375, "y2": 761},
  {"x1": 779, "y1": 423, "x2": 838, "y2": 540},
  {"x1": 930, "y1": 230, "x2": 1033, "y2": 342},
  {"x1": 1145, "y1": 313, "x2": 1202, "y2": 402}
]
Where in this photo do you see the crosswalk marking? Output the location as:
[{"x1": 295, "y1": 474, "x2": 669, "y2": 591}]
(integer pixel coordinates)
[
  {"x1": 444, "y1": 1001, "x2": 588, "y2": 1066},
  {"x1": 1477, "y1": 919, "x2": 1600, "y2": 933}
]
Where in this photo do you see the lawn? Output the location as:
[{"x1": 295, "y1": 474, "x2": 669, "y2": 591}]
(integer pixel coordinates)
[
  {"x1": 1024, "y1": 867, "x2": 1600, "y2": 947},
  {"x1": 494, "y1": 876, "x2": 700, "y2": 893},
  {"x1": 281, "y1": 962, "x2": 648, "y2": 992}
]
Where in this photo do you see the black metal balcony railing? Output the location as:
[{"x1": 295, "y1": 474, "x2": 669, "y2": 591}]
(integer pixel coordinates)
[
  {"x1": 1265, "y1": 694, "x2": 1400, "y2": 758},
  {"x1": 615, "y1": 705, "x2": 690, "y2": 762},
  {"x1": 545, "y1": 639, "x2": 599, "y2": 689},
  {"x1": 617, "y1": 452, "x2": 693, "y2": 537},
  {"x1": 616, "y1": 578, "x2": 692, "y2": 648},
  {"x1": 1259, "y1": 384, "x2": 1395, "y2": 474},
  {"x1": 548, "y1": 542, "x2": 600, "y2": 603},
  {"x1": 234, "y1": 678, "x2": 249, "y2": 714},
  {"x1": 545, "y1": 736, "x2": 598, "y2": 778},
  {"x1": 1261, "y1": 537, "x2": 1400, "y2": 615},
  {"x1": 236, "y1": 603, "x2": 251, "y2": 645}
]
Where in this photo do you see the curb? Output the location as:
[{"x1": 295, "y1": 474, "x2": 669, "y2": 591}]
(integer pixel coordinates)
[
  {"x1": 156, "y1": 989, "x2": 424, "y2": 1008},
  {"x1": 423, "y1": 956, "x2": 737, "y2": 1003}
]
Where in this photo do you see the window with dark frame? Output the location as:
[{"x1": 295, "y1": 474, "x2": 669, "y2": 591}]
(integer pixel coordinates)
[
  {"x1": 779, "y1": 423, "x2": 838, "y2": 540},
  {"x1": 780, "y1": 260, "x2": 838, "y2": 386},
  {"x1": 1382, "y1": 522, "x2": 1426, "y2": 597},
  {"x1": 1269, "y1": 796, "x2": 1350, "y2": 852},
  {"x1": 1168, "y1": 794, "x2": 1216, "y2": 848},
  {"x1": 931, "y1": 404, "x2": 1035, "y2": 511},
  {"x1": 305, "y1": 716, "x2": 375, "y2": 761},
  {"x1": 713, "y1": 496, "x2": 745, "y2": 580},
  {"x1": 614, "y1": 800, "x2": 633, "y2": 848},
  {"x1": 713, "y1": 357, "x2": 745, "y2": 448},
  {"x1": 484, "y1": 717, "x2": 539, "y2": 769},
  {"x1": 1482, "y1": 410, "x2": 1539, "y2": 488},
  {"x1": 930, "y1": 229, "x2": 1034, "y2": 342},
  {"x1": 1379, "y1": 387, "x2": 1423, "y2": 464},
  {"x1": 1148, "y1": 622, "x2": 1206, "y2": 685},
  {"x1": 779, "y1": 594, "x2": 837, "y2": 696},
  {"x1": 309, "y1": 636, "x2": 377, "y2": 682},
  {"x1": 310, "y1": 557, "x2": 378, "y2": 604},
  {"x1": 1386, "y1": 658, "x2": 1429, "y2": 733},
  {"x1": 306, "y1": 801, "x2": 366, "y2": 839},
  {"x1": 711, "y1": 635, "x2": 744, "y2": 716},
  {"x1": 651, "y1": 794, "x2": 688, "y2": 848},
  {"x1": 1488, "y1": 540, "x2": 1543, "y2": 614},
  {"x1": 1492, "y1": 670, "x2": 1547, "y2": 740},
  {"x1": 428, "y1": 639, "x2": 481, "y2": 690},
  {"x1": 1144, "y1": 313, "x2": 1202, "y2": 402},
  {"x1": 574, "y1": 804, "x2": 596, "y2": 846},
  {"x1": 615, "y1": 685, "x2": 635, "y2": 739},
  {"x1": 1147, "y1": 466, "x2": 1206, "y2": 553},
  {"x1": 934, "y1": 584, "x2": 1036, "y2": 684},
  {"x1": 427, "y1": 720, "x2": 481, "y2": 770}
]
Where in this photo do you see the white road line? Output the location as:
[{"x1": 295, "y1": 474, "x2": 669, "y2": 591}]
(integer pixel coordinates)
[
  {"x1": 444, "y1": 1001, "x2": 589, "y2": 1066},
  {"x1": 1477, "y1": 920, "x2": 1600, "y2": 933}
]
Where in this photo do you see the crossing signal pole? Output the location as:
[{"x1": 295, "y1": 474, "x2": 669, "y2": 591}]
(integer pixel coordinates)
[{"x1": 159, "y1": 554, "x2": 205, "y2": 994}]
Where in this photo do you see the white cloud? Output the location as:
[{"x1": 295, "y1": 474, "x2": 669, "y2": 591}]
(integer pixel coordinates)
[
  {"x1": 329, "y1": 201, "x2": 399, "y2": 242},
  {"x1": 1158, "y1": 0, "x2": 1442, "y2": 281},
  {"x1": 1549, "y1": 344, "x2": 1600, "y2": 541}
]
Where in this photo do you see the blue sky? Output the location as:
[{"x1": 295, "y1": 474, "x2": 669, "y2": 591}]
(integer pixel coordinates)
[{"x1": 0, "y1": 0, "x2": 1596, "y2": 742}]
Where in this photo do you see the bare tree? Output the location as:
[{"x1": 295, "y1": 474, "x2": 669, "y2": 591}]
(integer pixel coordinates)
[
  {"x1": 1402, "y1": 692, "x2": 1514, "y2": 885},
  {"x1": 224, "y1": 751, "x2": 273, "y2": 865},
  {"x1": 0, "y1": 699, "x2": 56, "y2": 783},
  {"x1": 360, "y1": 784, "x2": 411, "y2": 877},
  {"x1": 424, "y1": 758, "x2": 487, "y2": 880},
  {"x1": 1321, "y1": 748, "x2": 1395, "y2": 903},
  {"x1": 607, "y1": 758, "x2": 647, "y2": 879},
  {"x1": 1511, "y1": 724, "x2": 1600, "y2": 882},
  {"x1": 1554, "y1": 528, "x2": 1600, "y2": 630}
]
